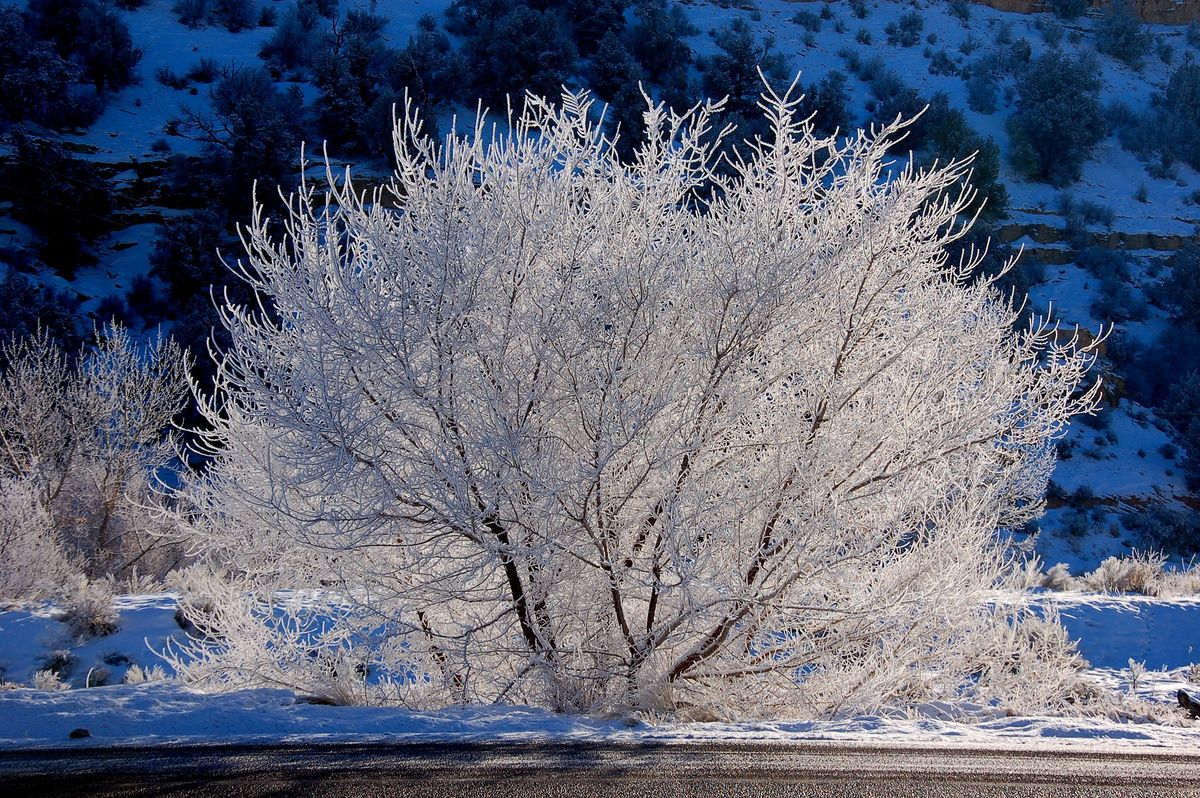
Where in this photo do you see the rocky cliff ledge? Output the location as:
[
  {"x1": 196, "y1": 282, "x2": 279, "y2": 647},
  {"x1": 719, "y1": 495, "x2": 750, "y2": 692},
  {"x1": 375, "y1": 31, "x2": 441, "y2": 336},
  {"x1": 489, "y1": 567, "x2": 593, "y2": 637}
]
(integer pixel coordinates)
[{"x1": 969, "y1": 0, "x2": 1200, "y2": 24}]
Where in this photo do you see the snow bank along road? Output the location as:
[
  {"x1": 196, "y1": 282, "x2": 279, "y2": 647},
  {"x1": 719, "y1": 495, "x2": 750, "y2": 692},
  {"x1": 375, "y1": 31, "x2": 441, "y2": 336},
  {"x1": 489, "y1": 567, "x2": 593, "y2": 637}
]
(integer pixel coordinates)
[{"x1": 3, "y1": 741, "x2": 1200, "y2": 797}]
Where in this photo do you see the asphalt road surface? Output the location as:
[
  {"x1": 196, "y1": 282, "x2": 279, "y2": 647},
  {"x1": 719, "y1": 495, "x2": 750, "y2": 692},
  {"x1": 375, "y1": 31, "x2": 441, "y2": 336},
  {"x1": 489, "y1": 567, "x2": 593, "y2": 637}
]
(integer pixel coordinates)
[{"x1": 3, "y1": 741, "x2": 1200, "y2": 797}]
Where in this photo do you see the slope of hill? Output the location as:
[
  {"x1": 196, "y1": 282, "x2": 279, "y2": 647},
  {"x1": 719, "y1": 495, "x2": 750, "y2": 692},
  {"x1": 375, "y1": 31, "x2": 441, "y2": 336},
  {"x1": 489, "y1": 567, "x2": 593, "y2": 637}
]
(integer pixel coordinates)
[{"x1": 2, "y1": 0, "x2": 1199, "y2": 577}]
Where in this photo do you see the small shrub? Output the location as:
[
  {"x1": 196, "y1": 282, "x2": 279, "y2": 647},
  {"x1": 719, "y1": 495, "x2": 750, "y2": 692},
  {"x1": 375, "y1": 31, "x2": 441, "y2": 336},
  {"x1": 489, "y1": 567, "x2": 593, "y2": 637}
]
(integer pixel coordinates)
[
  {"x1": 949, "y1": 0, "x2": 970, "y2": 23},
  {"x1": 792, "y1": 10, "x2": 821, "y2": 32},
  {"x1": 885, "y1": 10, "x2": 922, "y2": 48},
  {"x1": 172, "y1": 0, "x2": 208, "y2": 28},
  {"x1": 1158, "y1": 38, "x2": 1174, "y2": 65},
  {"x1": 1096, "y1": 0, "x2": 1152, "y2": 69},
  {"x1": 1036, "y1": 18, "x2": 1064, "y2": 47},
  {"x1": 1135, "y1": 184, "x2": 1149, "y2": 203},
  {"x1": 1008, "y1": 38, "x2": 1032, "y2": 69},
  {"x1": 33, "y1": 669, "x2": 69, "y2": 691},
  {"x1": 38, "y1": 652, "x2": 74, "y2": 684},
  {"x1": 95, "y1": 295, "x2": 133, "y2": 329},
  {"x1": 1081, "y1": 551, "x2": 1166, "y2": 595},
  {"x1": 1042, "y1": 562, "x2": 1076, "y2": 591},
  {"x1": 1060, "y1": 195, "x2": 1116, "y2": 230},
  {"x1": 966, "y1": 69, "x2": 998, "y2": 114},
  {"x1": 60, "y1": 577, "x2": 118, "y2": 639},
  {"x1": 124, "y1": 663, "x2": 169, "y2": 683},
  {"x1": 187, "y1": 57, "x2": 219, "y2": 83},
  {"x1": 856, "y1": 27, "x2": 871, "y2": 45},
  {"x1": 1124, "y1": 506, "x2": 1200, "y2": 557},
  {"x1": 850, "y1": 0, "x2": 867, "y2": 19},
  {"x1": 213, "y1": 0, "x2": 256, "y2": 32},
  {"x1": 929, "y1": 49, "x2": 957, "y2": 76},
  {"x1": 84, "y1": 666, "x2": 111, "y2": 687},
  {"x1": 156, "y1": 66, "x2": 190, "y2": 90}
]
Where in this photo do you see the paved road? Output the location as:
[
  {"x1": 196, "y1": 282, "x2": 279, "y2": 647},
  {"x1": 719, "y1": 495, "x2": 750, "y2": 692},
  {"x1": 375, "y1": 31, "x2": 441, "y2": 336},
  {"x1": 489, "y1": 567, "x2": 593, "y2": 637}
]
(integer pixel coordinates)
[{"x1": 3, "y1": 741, "x2": 1200, "y2": 797}]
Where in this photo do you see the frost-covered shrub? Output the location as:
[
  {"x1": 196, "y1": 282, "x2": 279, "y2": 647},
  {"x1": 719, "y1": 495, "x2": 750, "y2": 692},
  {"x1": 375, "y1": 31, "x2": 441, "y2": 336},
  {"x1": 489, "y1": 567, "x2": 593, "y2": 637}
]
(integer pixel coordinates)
[
  {"x1": 0, "y1": 327, "x2": 188, "y2": 589},
  {"x1": 172, "y1": 90, "x2": 1101, "y2": 717},
  {"x1": 124, "y1": 663, "x2": 168, "y2": 684},
  {"x1": 1081, "y1": 552, "x2": 1167, "y2": 595},
  {"x1": 1080, "y1": 552, "x2": 1200, "y2": 597},
  {"x1": 964, "y1": 606, "x2": 1101, "y2": 717},
  {"x1": 0, "y1": 478, "x2": 74, "y2": 599},
  {"x1": 32, "y1": 669, "x2": 69, "y2": 691},
  {"x1": 1041, "y1": 562, "x2": 1077, "y2": 591},
  {"x1": 60, "y1": 576, "x2": 118, "y2": 638}
]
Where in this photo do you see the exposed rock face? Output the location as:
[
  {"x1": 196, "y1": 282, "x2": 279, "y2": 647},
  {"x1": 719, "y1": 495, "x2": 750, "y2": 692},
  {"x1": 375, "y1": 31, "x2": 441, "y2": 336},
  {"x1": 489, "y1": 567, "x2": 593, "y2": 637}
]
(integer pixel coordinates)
[{"x1": 969, "y1": 0, "x2": 1200, "y2": 24}]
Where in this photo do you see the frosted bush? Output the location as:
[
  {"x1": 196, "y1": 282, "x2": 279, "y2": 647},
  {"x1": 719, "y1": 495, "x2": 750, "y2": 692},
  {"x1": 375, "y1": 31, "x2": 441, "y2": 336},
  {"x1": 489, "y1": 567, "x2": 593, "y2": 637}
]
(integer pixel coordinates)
[
  {"x1": 1081, "y1": 551, "x2": 1167, "y2": 595},
  {"x1": 60, "y1": 576, "x2": 118, "y2": 639},
  {"x1": 1041, "y1": 562, "x2": 1077, "y2": 592},
  {"x1": 173, "y1": 87, "x2": 1101, "y2": 718},
  {"x1": 0, "y1": 477, "x2": 74, "y2": 599},
  {"x1": 32, "y1": 670, "x2": 69, "y2": 691},
  {"x1": 0, "y1": 326, "x2": 188, "y2": 590},
  {"x1": 124, "y1": 664, "x2": 169, "y2": 684}
]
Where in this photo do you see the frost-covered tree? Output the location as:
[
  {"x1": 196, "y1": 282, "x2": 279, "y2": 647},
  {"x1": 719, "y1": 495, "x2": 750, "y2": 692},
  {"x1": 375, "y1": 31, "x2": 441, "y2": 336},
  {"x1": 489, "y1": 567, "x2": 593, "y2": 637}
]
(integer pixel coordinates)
[
  {"x1": 174, "y1": 88, "x2": 1101, "y2": 718},
  {"x1": 0, "y1": 326, "x2": 188, "y2": 594}
]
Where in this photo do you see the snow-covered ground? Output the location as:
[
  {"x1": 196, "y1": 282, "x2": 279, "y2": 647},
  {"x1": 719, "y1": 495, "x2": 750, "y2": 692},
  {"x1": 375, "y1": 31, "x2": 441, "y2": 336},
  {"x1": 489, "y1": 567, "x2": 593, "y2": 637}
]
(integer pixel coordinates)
[
  {"x1": 5, "y1": 681, "x2": 1200, "y2": 751},
  {"x1": 1, "y1": 592, "x2": 1198, "y2": 750}
]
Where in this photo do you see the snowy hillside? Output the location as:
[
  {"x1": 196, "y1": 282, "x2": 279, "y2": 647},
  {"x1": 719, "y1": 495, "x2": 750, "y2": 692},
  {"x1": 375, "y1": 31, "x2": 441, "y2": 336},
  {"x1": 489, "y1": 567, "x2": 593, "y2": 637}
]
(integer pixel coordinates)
[{"x1": 4, "y1": 0, "x2": 1197, "y2": 577}]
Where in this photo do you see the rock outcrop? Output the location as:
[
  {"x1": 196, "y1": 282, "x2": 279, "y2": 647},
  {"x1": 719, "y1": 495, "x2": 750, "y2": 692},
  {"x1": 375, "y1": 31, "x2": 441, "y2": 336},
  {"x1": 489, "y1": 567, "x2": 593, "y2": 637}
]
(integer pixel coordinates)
[{"x1": 969, "y1": 0, "x2": 1200, "y2": 24}]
